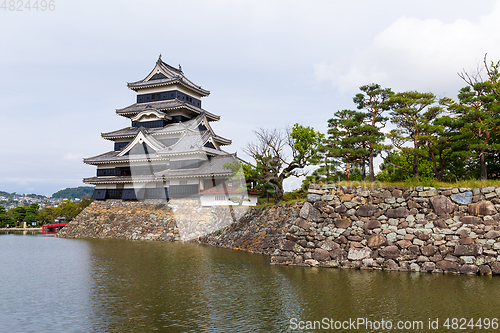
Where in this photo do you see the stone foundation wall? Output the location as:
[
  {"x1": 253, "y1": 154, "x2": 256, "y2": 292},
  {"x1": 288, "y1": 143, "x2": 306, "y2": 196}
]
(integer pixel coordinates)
[
  {"x1": 270, "y1": 184, "x2": 500, "y2": 275},
  {"x1": 58, "y1": 199, "x2": 248, "y2": 241},
  {"x1": 199, "y1": 203, "x2": 300, "y2": 254}
]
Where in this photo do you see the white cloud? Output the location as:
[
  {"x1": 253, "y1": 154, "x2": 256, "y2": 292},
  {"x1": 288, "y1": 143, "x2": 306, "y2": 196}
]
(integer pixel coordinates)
[{"x1": 315, "y1": 1, "x2": 500, "y2": 96}]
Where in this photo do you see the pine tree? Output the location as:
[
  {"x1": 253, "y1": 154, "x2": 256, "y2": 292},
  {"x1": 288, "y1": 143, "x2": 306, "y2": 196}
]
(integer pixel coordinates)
[
  {"x1": 386, "y1": 91, "x2": 438, "y2": 180},
  {"x1": 443, "y1": 58, "x2": 500, "y2": 180},
  {"x1": 325, "y1": 109, "x2": 373, "y2": 181},
  {"x1": 353, "y1": 84, "x2": 393, "y2": 182}
]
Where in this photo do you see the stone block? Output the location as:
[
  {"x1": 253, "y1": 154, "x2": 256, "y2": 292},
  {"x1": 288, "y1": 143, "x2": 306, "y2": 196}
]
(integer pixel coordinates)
[
  {"x1": 347, "y1": 247, "x2": 372, "y2": 260},
  {"x1": 357, "y1": 189, "x2": 370, "y2": 197},
  {"x1": 300, "y1": 202, "x2": 321, "y2": 221},
  {"x1": 356, "y1": 204, "x2": 379, "y2": 217},
  {"x1": 364, "y1": 220, "x2": 381, "y2": 230},
  {"x1": 461, "y1": 216, "x2": 482, "y2": 225},
  {"x1": 396, "y1": 239, "x2": 412, "y2": 249},
  {"x1": 313, "y1": 248, "x2": 331, "y2": 261},
  {"x1": 294, "y1": 217, "x2": 311, "y2": 230},
  {"x1": 335, "y1": 204, "x2": 347, "y2": 213},
  {"x1": 468, "y1": 201, "x2": 497, "y2": 216},
  {"x1": 421, "y1": 245, "x2": 438, "y2": 256},
  {"x1": 454, "y1": 244, "x2": 483, "y2": 256},
  {"x1": 334, "y1": 218, "x2": 352, "y2": 229},
  {"x1": 344, "y1": 201, "x2": 356, "y2": 209},
  {"x1": 318, "y1": 238, "x2": 340, "y2": 251},
  {"x1": 485, "y1": 193, "x2": 497, "y2": 200},
  {"x1": 367, "y1": 234, "x2": 387, "y2": 248},
  {"x1": 409, "y1": 263, "x2": 420, "y2": 272},
  {"x1": 306, "y1": 193, "x2": 322, "y2": 203},
  {"x1": 386, "y1": 232, "x2": 397, "y2": 244},
  {"x1": 450, "y1": 192, "x2": 473, "y2": 205},
  {"x1": 386, "y1": 207, "x2": 410, "y2": 218},
  {"x1": 436, "y1": 260, "x2": 460, "y2": 272},
  {"x1": 386, "y1": 259, "x2": 399, "y2": 270},
  {"x1": 304, "y1": 259, "x2": 319, "y2": 266},
  {"x1": 479, "y1": 265, "x2": 492, "y2": 275},
  {"x1": 484, "y1": 230, "x2": 500, "y2": 239},
  {"x1": 490, "y1": 262, "x2": 500, "y2": 275},
  {"x1": 322, "y1": 195, "x2": 335, "y2": 201},
  {"x1": 379, "y1": 245, "x2": 400, "y2": 259},
  {"x1": 271, "y1": 256, "x2": 294, "y2": 265},
  {"x1": 392, "y1": 189, "x2": 403, "y2": 198},
  {"x1": 385, "y1": 197, "x2": 396, "y2": 204},
  {"x1": 429, "y1": 195, "x2": 455, "y2": 215},
  {"x1": 419, "y1": 188, "x2": 438, "y2": 197},
  {"x1": 340, "y1": 194, "x2": 355, "y2": 202},
  {"x1": 482, "y1": 186, "x2": 496, "y2": 194},
  {"x1": 330, "y1": 248, "x2": 347, "y2": 261},
  {"x1": 422, "y1": 261, "x2": 436, "y2": 271},
  {"x1": 460, "y1": 264, "x2": 479, "y2": 274}
]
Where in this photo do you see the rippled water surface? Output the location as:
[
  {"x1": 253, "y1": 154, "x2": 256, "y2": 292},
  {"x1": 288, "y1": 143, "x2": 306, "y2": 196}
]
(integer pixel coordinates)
[{"x1": 1, "y1": 232, "x2": 500, "y2": 332}]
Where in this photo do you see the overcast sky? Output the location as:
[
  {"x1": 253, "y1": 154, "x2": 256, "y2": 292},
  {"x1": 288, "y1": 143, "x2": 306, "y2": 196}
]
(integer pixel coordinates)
[{"x1": 1, "y1": 0, "x2": 500, "y2": 196}]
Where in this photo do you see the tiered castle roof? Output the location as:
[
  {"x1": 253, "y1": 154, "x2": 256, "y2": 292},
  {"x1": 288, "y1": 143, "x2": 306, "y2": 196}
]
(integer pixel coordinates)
[
  {"x1": 83, "y1": 56, "x2": 239, "y2": 190},
  {"x1": 127, "y1": 56, "x2": 210, "y2": 96}
]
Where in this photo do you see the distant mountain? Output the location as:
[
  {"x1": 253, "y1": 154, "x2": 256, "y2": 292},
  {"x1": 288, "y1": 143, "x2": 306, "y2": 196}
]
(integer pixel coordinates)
[{"x1": 51, "y1": 186, "x2": 95, "y2": 199}]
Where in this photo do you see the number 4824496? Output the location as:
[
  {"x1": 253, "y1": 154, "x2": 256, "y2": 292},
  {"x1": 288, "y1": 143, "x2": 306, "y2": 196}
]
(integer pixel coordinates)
[{"x1": 1, "y1": 0, "x2": 55, "y2": 11}]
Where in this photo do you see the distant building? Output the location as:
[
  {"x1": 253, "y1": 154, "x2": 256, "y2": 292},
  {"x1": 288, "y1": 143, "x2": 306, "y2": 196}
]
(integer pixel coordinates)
[{"x1": 84, "y1": 56, "x2": 256, "y2": 206}]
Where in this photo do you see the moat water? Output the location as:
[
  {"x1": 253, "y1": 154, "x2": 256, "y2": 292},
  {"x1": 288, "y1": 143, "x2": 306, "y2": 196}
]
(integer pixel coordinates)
[{"x1": 1, "y1": 231, "x2": 500, "y2": 332}]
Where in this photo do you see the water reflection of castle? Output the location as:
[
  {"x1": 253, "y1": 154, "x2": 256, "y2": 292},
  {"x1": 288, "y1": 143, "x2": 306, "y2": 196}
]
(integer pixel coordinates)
[{"x1": 84, "y1": 56, "x2": 256, "y2": 206}]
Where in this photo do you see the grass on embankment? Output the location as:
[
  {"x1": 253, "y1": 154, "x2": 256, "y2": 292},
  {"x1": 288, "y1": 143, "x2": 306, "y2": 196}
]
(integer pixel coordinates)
[{"x1": 335, "y1": 179, "x2": 500, "y2": 189}]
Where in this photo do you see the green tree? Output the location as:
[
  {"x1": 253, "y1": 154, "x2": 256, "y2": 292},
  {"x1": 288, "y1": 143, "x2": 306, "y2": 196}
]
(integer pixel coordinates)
[
  {"x1": 0, "y1": 206, "x2": 13, "y2": 227},
  {"x1": 378, "y1": 151, "x2": 434, "y2": 182},
  {"x1": 53, "y1": 200, "x2": 79, "y2": 222},
  {"x1": 484, "y1": 127, "x2": 500, "y2": 179},
  {"x1": 325, "y1": 109, "x2": 374, "y2": 181},
  {"x1": 77, "y1": 196, "x2": 94, "y2": 210},
  {"x1": 23, "y1": 203, "x2": 39, "y2": 224},
  {"x1": 386, "y1": 91, "x2": 439, "y2": 180},
  {"x1": 303, "y1": 151, "x2": 341, "y2": 185},
  {"x1": 443, "y1": 57, "x2": 500, "y2": 180},
  {"x1": 244, "y1": 124, "x2": 323, "y2": 203},
  {"x1": 12, "y1": 206, "x2": 27, "y2": 223},
  {"x1": 37, "y1": 207, "x2": 55, "y2": 224},
  {"x1": 353, "y1": 83, "x2": 393, "y2": 182}
]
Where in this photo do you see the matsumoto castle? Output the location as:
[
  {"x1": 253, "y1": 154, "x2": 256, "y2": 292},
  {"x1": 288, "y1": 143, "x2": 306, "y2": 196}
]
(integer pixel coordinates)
[{"x1": 84, "y1": 56, "x2": 257, "y2": 206}]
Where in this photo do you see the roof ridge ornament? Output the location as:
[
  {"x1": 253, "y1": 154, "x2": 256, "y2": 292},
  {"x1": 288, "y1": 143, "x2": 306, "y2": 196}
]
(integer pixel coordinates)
[{"x1": 178, "y1": 64, "x2": 182, "y2": 72}]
